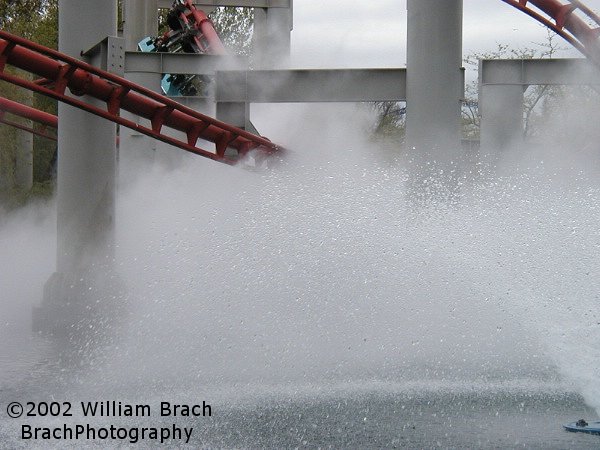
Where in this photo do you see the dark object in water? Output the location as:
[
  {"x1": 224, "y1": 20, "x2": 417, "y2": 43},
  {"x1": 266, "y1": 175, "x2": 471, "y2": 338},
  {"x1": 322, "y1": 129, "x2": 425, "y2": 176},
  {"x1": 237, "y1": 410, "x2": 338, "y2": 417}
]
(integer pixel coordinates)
[{"x1": 564, "y1": 420, "x2": 600, "y2": 435}]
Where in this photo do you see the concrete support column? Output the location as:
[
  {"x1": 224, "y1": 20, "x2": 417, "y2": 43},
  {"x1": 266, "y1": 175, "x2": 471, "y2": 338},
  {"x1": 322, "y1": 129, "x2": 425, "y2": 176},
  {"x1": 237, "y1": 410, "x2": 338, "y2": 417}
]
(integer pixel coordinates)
[
  {"x1": 478, "y1": 85, "x2": 524, "y2": 158},
  {"x1": 478, "y1": 60, "x2": 524, "y2": 160},
  {"x1": 123, "y1": 0, "x2": 158, "y2": 51},
  {"x1": 119, "y1": 71, "x2": 159, "y2": 186},
  {"x1": 406, "y1": 0, "x2": 463, "y2": 164},
  {"x1": 57, "y1": 0, "x2": 117, "y2": 274},
  {"x1": 253, "y1": 2, "x2": 293, "y2": 69},
  {"x1": 216, "y1": 102, "x2": 250, "y2": 129},
  {"x1": 227, "y1": 2, "x2": 293, "y2": 133},
  {"x1": 121, "y1": 0, "x2": 159, "y2": 186},
  {"x1": 34, "y1": 0, "x2": 120, "y2": 337}
]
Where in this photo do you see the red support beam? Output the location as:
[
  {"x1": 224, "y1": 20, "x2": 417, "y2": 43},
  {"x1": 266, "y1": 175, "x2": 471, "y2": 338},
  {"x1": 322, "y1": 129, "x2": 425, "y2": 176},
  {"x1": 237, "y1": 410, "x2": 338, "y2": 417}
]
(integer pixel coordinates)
[
  {"x1": 0, "y1": 96, "x2": 57, "y2": 128},
  {"x1": 501, "y1": 0, "x2": 600, "y2": 66},
  {"x1": 0, "y1": 30, "x2": 281, "y2": 165},
  {"x1": 0, "y1": 96, "x2": 57, "y2": 141},
  {"x1": 0, "y1": 116, "x2": 57, "y2": 141},
  {"x1": 183, "y1": 0, "x2": 228, "y2": 55}
]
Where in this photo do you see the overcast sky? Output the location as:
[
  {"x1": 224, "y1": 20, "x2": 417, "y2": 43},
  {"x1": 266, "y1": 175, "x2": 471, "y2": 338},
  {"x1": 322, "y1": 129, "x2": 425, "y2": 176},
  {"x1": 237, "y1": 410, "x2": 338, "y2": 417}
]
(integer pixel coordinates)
[{"x1": 290, "y1": 0, "x2": 600, "y2": 69}]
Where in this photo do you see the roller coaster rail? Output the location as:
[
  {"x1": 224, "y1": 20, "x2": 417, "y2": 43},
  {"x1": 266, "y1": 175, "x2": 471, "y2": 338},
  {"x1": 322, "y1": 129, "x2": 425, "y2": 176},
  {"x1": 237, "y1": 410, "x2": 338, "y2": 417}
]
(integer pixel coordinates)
[
  {"x1": 0, "y1": 96, "x2": 57, "y2": 141},
  {"x1": 0, "y1": 29, "x2": 280, "y2": 165},
  {"x1": 500, "y1": 0, "x2": 600, "y2": 65},
  {"x1": 162, "y1": 0, "x2": 227, "y2": 55}
]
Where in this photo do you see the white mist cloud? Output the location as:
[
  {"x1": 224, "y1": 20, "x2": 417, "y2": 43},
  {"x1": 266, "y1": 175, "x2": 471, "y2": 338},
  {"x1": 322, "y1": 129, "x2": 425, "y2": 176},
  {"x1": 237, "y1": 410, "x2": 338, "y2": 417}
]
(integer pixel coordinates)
[
  {"x1": 3, "y1": 0, "x2": 600, "y2": 416},
  {"x1": 0, "y1": 200, "x2": 55, "y2": 383},
  {"x1": 68, "y1": 103, "x2": 548, "y2": 393}
]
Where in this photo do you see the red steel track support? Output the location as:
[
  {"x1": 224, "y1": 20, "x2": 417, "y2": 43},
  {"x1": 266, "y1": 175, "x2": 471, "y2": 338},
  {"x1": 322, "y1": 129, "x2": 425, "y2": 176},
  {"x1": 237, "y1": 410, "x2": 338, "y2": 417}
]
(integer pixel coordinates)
[
  {"x1": 0, "y1": 30, "x2": 280, "y2": 165},
  {"x1": 180, "y1": 0, "x2": 227, "y2": 55},
  {"x1": 154, "y1": 0, "x2": 227, "y2": 55},
  {"x1": 0, "y1": 96, "x2": 57, "y2": 141},
  {"x1": 501, "y1": 0, "x2": 600, "y2": 66}
]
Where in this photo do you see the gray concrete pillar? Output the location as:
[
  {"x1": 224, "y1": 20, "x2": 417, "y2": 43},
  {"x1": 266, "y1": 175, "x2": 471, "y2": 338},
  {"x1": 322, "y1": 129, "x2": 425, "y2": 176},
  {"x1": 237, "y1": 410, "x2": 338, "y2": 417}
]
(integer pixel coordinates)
[
  {"x1": 478, "y1": 85, "x2": 524, "y2": 158},
  {"x1": 228, "y1": 2, "x2": 293, "y2": 134},
  {"x1": 478, "y1": 60, "x2": 524, "y2": 159},
  {"x1": 119, "y1": 71, "x2": 159, "y2": 187},
  {"x1": 253, "y1": 2, "x2": 293, "y2": 69},
  {"x1": 123, "y1": 0, "x2": 158, "y2": 51},
  {"x1": 56, "y1": 0, "x2": 117, "y2": 274},
  {"x1": 406, "y1": 0, "x2": 463, "y2": 164},
  {"x1": 216, "y1": 102, "x2": 249, "y2": 130},
  {"x1": 34, "y1": 0, "x2": 120, "y2": 337}
]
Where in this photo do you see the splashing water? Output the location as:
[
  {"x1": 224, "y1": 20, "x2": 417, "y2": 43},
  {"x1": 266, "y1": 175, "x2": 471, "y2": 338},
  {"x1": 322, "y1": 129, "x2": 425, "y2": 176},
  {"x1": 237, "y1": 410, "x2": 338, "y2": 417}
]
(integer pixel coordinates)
[
  {"x1": 0, "y1": 104, "x2": 599, "y2": 449},
  {"x1": 75, "y1": 103, "x2": 595, "y2": 412}
]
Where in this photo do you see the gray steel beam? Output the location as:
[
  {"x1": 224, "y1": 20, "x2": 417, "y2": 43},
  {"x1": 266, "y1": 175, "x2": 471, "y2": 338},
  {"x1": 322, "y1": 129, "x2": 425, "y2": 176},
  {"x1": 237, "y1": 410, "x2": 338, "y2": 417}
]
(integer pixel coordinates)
[
  {"x1": 158, "y1": 0, "x2": 290, "y2": 7},
  {"x1": 253, "y1": 1, "x2": 293, "y2": 68},
  {"x1": 215, "y1": 69, "x2": 407, "y2": 103},
  {"x1": 406, "y1": 0, "x2": 463, "y2": 163},
  {"x1": 124, "y1": 51, "x2": 247, "y2": 74},
  {"x1": 479, "y1": 84, "x2": 524, "y2": 156},
  {"x1": 35, "y1": 0, "x2": 120, "y2": 336},
  {"x1": 84, "y1": 37, "x2": 126, "y2": 77},
  {"x1": 480, "y1": 58, "x2": 600, "y2": 86},
  {"x1": 123, "y1": 0, "x2": 158, "y2": 51},
  {"x1": 216, "y1": 101, "x2": 251, "y2": 129},
  {"x1": 123, "y1": 52, "x2": 409, "y2": 103},
  {"x1": 478, "y1": 58, "x2": 600, "y2": 158},
  {"x1": 56, "y1": 0, "x2": 118, "y2": 275}
]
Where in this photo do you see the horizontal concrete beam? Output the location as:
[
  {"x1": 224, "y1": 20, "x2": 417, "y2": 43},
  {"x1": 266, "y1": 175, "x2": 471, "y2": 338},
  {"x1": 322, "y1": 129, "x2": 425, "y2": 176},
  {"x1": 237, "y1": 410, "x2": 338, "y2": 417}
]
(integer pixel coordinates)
[
  {"x1": 158, "y1": 0, "x2": 290, "y2": 8},
  {"x1": 216, "y1": 69, "x2": 407, "y2": 103},
  {"x1": 479, "y1": 58, "x2": 600, "y2": 86},
  {"x1": 124, "y1": 51, "x2": 247, "y2": 74}
]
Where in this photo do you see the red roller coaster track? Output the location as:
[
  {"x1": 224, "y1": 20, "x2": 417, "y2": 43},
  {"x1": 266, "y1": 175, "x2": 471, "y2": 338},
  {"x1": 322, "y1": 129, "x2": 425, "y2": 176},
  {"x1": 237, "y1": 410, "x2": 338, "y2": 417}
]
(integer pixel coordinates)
[
  {"x1": 0, "y1": 0, "x2": 598, "y2": 162},
  {"x1": 500, "y1": 0, "x2": 600, "y2": 64},
  {"x1": 165, "y1": 0, "x2": 227, "y2": 55},
  {"x1": 0, "y1": 28, "x2": 280, "y2": 165},
  {"x1": 0, "y1": 96, "x2": 57, "y2": 141}
]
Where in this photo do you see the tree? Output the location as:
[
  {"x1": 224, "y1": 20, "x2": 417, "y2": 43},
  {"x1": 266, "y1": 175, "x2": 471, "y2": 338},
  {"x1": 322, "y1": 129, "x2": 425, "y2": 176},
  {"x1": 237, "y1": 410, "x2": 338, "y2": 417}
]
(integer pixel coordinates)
[
  {"x1": 0, "y1": 0, "x2": 57, "y2": 48},
  {"x1": 156, "y1": 6, "x2": 254, "y2": 57},
  {"x1": 372, "y1": 101, "x2": 406, "y2": 143},
  {"x1": 210, "y1": 7, "x2": 254, "y2": 58},
  {"x1": 0, "y1": 0, "x2": 57, "y2": 208}
]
